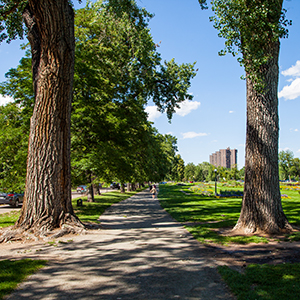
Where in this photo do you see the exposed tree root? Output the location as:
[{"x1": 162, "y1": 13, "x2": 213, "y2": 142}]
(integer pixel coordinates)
[
  {"x1": 0, "y1": 217, "x2": 88, "y2": 244},
  {"x1": 232, "y1": 219, "x2": 293, "y2": 235}
]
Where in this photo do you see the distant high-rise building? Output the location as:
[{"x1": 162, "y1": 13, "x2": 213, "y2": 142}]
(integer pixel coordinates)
[{"x1": 209, "y1": 147, "x2": 237, "y2": 168}]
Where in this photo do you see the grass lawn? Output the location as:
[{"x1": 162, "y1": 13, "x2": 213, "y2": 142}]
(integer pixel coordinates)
[
  {"x1": 218, "y1": 263, "x2": 300, "y2": 300},
  {"x1": 0, "y1": 210, "x2": 20, "y2": 228},
  {"x1": 0, "y1": 259, "x2": 47, "y2": 300},
  {"x1": 159, "y1": 182, "x2": 300, "y2": 300},
  {"x1": 159, "y1": 183, "x2": 300, "y2": 245},
  {"x1": 0, "y1": 188, "x2": 144, "y2": 299}
]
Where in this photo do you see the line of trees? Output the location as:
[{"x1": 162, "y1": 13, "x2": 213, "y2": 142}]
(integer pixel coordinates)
[
  {"x1": 184, "y1": 162, "x2": 244, "y2": 183},
  {"x1": 0, "y1": 0, "x2": 295, "y2": 236},
  {"x1": 0, "y1": 0, "x2": 195, "y2": 233}
]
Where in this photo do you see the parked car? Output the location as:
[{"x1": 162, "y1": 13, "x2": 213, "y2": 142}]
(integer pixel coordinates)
[
  {"x1": 76, "y1": 185, "x2": 87, "y2": 193},
  {"x1": 7, "y1": 192, "x2": 24, "y2": 207},
  {"x1": 0, "y1": 192, "x2": 7, "y2": 204},
  {"x1": 110, "y1": 182, "x2": 120, "y2": 189}
]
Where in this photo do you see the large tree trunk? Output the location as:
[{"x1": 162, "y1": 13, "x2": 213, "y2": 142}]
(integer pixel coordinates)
[
  {"x1": 16, "y1": 0, "x2": 83, "y2": 232},
  {"x1": 234, "y1": 40, "x2": 291, "y2": 234}
]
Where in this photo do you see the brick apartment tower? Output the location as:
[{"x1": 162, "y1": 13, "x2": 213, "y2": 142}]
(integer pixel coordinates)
[{"x1": 209, "y1": 147, "x2": 237, "y2": 168}]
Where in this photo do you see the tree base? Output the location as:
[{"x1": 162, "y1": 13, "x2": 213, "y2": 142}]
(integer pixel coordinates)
[
  {"x1": 1, "y1": 213, "x2": 86, "y2": 243},
  {"x1": 232, "y1": 219, "x2": 293, "y2": 235},
  {"x1": 0, "y1": 223, "x2": 86, "y2": 244}
]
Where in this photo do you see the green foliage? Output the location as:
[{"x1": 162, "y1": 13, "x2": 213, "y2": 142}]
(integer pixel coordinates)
[
  {"x1": 0, "y1": 103, "x2": 28, "y2": 191},
  {"x1": 198, "y1": 0, "x2": 291, "y2": 90},
  {"x1": 170, "y1": 154, "x2": 185, "y2": 182},
  {"x1": 0, "y1": 259, "x2": 47, "y2": 299},
  {"x1": 0, "y1": 50, "x2": 33, "y2": 191},
  {"x1": 1, "y1": 0, "x2": 191, "y2": 188},
  {"x1": 184, "y1": 163, "x2": 196, "y2": 181},
  {"x1": 0, "y1": 0, "x2": 27, "y2": 43},
  {"x1": 218, "y1": 263, "x2": 300, "y2": 300},
  {"x1": 72, "y1": 0, "x2": 193, "y2": 185},
  {"x1": 152, "y1": 58, "x2": 196, "y2": 121},
  {"x1": 279, "y1": 150, "x2": 300, "y2": 181}
]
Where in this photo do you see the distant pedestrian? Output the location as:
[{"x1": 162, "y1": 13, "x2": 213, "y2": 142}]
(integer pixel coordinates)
[{"x1": 150, "y1": 185, "x2": 157, "y2": 199}]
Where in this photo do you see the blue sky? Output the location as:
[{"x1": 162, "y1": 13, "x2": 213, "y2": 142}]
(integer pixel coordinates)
[{"x1": 0, "y1": 0, "x2": 299, "y2": 168}]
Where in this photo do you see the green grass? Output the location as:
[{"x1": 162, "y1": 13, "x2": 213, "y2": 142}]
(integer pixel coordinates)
[
  {"x1": 0, "y1": 210, "x2": 20, "y2": 228},
  {"x1": 218, "y1": 263, "x2": 300, "y2": 300},
  {"x1": 0, "y1": 259, "x2": 47, "y2": 300},
  {"x1": 159, "y1": 183, "x2": 300, "y2": 300},
  {"x1": 72, "y1": 189, "x2": 144, "y2": 224},
  {"x1": 158, "y1": 183, "x2": 300, "y2": 245}
]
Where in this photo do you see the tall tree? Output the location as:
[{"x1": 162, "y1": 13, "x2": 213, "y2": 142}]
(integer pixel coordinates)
[
  {"x1": 1, "y1": 0, "x2": 83, "y2": 234},
  {"x1": 199, "y1": 0, "x2": 292, "y2": 233}
]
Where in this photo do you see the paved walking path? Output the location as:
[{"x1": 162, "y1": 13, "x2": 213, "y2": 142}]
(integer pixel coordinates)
[{"x1": 2, "y1": 189, "x2": 233, "y2": 299}]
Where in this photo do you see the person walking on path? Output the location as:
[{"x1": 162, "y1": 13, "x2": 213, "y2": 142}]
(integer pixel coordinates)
[{"x1": 150, "y1": 184, "x2": 157, "y2": 198}]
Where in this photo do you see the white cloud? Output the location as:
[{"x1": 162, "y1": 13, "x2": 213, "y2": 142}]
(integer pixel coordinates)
[
  {"x1": 175, "y1": 100, "x2": 201, "y2": 117},
  {"x1": 278, "y1": 77, "x2": 300, "y2": 100},
  {"x1": 279, "y1": 61, "x2": 300, "y2": 100},
  {"x1": 0, "y1": 95, "x2": 13, "y2": 106},
  {"x1": 229, "y1": 110, "x2": 234, "y2": 114},
  {"x1": 145, "y1": 106, "x2": 162, "y2": 122},
  {"x1": 281, "y1": 60, "x2": 300, "y2": 77},
  {"x1": 182, "y1": 131, "x2": 208, "y2": 139},
  {"x1": 297, "y1": 149, "x2": 300, "y2": 153}
]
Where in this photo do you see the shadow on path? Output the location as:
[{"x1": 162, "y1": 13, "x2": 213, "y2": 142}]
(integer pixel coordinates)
[{"x1": 5, "y1": 189, "x2": 233, "y2": 300}]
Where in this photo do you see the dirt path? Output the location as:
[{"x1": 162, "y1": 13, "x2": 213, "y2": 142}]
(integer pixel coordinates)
[{"x1": 1, "y1": 190, "x2": 233, "y2": 300}]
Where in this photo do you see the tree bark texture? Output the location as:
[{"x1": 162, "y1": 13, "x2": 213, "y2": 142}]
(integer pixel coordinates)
[
  {"x1": 234, "y1": 40, "x2": 291, "y2": 234},
  {"x1": 16, "y1": 0, "x2": 82, "y2": 231}
]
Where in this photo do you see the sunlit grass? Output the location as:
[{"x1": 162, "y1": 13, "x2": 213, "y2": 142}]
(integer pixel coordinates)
[
  {"x1": 159, "y1": 183, "x2": 300, "y2": 245},
  {"x1": 218, "y1": 263, "x2": 300, "y2": 300},
  {"x1": 0, "y1": 210, "x2": 20, "y2": 228},
  {"x1": 0, "y1": 259, "x2": 47, "y2": 300}
]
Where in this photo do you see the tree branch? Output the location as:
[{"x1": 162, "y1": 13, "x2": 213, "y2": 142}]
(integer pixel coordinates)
[{"x1": 0, "y1": 1, "x2": 22, "y2": 19}]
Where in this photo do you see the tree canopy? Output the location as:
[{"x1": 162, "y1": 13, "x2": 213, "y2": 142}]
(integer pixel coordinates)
[
  {"x1": 199, "y1": 0, "x2": 291, "y2": 89},
  {"x1": 0, "y1": 1, "x2": 195, "y2": 193}
]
